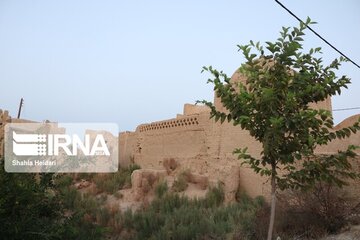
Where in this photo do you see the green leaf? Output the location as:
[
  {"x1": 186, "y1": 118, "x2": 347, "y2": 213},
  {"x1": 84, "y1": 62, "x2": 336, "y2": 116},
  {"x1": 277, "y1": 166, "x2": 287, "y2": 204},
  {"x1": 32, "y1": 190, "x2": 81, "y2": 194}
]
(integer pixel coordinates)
[{"x1": 197, "y1": 20, "x2": 357, "y2": 196}]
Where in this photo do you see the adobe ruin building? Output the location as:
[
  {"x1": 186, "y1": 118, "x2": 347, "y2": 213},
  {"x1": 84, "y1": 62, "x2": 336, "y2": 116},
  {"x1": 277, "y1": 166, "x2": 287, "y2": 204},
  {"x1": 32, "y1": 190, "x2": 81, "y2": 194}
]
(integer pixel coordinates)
[
  {"x1": 1, "y1": 69, "x2": 359, "y2": 201},
  {"x1": 118, "y1": 69, "x2": 360, "y2": 200}
]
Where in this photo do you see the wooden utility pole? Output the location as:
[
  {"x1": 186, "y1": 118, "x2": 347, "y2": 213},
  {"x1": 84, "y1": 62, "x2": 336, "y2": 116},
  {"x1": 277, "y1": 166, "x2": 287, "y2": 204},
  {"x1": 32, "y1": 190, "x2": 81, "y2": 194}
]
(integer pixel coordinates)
[{"x1": 17, "y1": 98, "x2": 24, "y2": 119}]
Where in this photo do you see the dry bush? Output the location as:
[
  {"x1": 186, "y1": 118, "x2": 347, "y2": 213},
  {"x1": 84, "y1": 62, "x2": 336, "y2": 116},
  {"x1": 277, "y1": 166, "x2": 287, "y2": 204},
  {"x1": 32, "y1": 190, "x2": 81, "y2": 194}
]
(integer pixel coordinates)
[
  {"x1": 172, "y1": 173, "x2": 188, "y2": 192},
  {"x1": 275, "y1": 183, "x2": 360, "y2": 239}
]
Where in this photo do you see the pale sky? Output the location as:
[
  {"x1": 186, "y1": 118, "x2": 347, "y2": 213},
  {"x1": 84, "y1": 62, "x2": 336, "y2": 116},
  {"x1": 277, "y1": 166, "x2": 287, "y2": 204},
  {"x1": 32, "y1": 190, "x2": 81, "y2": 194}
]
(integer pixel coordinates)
[{"x1": 0, "y1": 0, "x2": 359, "y2": 132}]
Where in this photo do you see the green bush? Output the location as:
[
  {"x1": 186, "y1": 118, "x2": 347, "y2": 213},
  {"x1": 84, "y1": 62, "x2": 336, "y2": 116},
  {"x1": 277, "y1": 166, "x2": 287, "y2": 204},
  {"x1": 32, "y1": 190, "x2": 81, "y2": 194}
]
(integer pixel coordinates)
[
  {"x1": 62, "y1": 186, "x2": 81, "y2": 209},
  {"x1": 94, "y1": 164, "x2": 140, "y2": 194},
  {"x1": 74, "y1": 192, "x2": 100, "y2": 214},
  {"x1": 54, "y1": 174, "x2": 73, "y2": 188},
  {"x1": 0, "y1": 158, "x2": 105, "y2": 240},
  {"x1": 155, "y1": 180, "x2": 168, "y2": 198},
  {"x1": 127, "y1": 163, "x2": 141, "y2": 173},
  {"x1": 0, "y1": 156, "x2": 270, "y2": 240},
  {"x1": 121, "y1": 186, "x2": 266, "y2": 240},
  {"x1": 203, "y1": 184, "x2": 225, "y2": 207},
  {"x1": 55, "y1": 211, "x2": 106, "y2": 240},
  {"x1": 96, "y1": 207, "x2": 111, "y2": 226}
]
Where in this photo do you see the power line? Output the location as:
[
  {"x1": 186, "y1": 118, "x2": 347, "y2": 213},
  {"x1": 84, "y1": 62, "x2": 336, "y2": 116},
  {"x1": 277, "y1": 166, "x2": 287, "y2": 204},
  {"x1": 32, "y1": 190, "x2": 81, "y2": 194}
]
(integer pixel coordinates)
[
  {"x1": 275, "y1": 0, "x2": 360, "y2": 69},
  {"x1": 332, "y1": 107, "x2": 360, "y2": 112}
]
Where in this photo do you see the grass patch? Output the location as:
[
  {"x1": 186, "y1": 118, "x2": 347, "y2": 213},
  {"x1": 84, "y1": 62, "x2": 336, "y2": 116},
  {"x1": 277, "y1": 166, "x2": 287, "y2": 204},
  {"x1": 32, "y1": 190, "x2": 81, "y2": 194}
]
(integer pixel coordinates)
[
  {"x1": 93, "y1": 164, "x2": 140, "y2": 194},
  {"x1": 121, "y1": 185, "x2": 266, "y2": 240},
  {"x1": 52, "y1": 173, "x2": 268, "y2": 239}
]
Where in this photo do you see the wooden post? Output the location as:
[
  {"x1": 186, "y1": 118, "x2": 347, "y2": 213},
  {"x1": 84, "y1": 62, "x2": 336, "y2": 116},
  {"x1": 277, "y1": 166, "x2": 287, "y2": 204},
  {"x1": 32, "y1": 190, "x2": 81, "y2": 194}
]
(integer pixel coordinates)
[{"x1": 17, "y1": 98, "x2": 24, "y2": 119}]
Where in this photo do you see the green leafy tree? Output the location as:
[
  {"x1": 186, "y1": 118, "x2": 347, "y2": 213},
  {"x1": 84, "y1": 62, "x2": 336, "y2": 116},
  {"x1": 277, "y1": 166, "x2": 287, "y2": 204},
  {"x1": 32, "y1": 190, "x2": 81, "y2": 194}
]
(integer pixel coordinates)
[
  {"x1": 0, "y1": 162, "x2": 60, "y2": 239},
  {"x1": 0, "y1": 158, "x2": 104, "y2": 240},
  {"x1": 199, "y1": 17, "x2": 360, "y2": 239}
]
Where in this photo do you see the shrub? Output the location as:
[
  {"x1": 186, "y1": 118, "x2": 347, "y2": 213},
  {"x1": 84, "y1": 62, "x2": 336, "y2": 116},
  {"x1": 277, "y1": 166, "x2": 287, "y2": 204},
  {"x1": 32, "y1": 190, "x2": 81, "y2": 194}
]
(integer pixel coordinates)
[
  {"x1": 108, "y1": 208, "x2": 127, "y2": 235},
  {"x1": 0, "y1": 158, "x2": 105, "y2": 240},
  {"x1": 93, "y1": 164, "x2": 140, "y2": 194},
  {"x1": 275, "y1": 182, "x2": 360, "y2": 239},
  {"x1": 75, "y1": 193, "x2": 101, "y2": 215},
  {"x1": 54, "y1": 174, "x2": 73, "y2": 188},
  {"x1": 127, "y1": 163, "x2": 141, "y2": 173},
  {"x1": 172, "y1": 172, "x2": 188, "y2": 192},
  {"x1": 96, "y1": 207, "x2": 111, "y2": 226},
  {"x1": 232, "y1": 193, "x2": 267, "y2": 240},
  {"x1": 203, "y1": 184, "x2": 225, "y2": 207},
  {"x1": 62, "y1": 186, "x2": 81, "y2": 209},
  {"x1": 56, "y1": 211, "x2": 106, "y2": 240},
  {"x1": 155, "y1": 181, "x2": 168, "y2": 198},
  {"x1": 120, "y1": 187, "x2": 265, "y2": 240}
]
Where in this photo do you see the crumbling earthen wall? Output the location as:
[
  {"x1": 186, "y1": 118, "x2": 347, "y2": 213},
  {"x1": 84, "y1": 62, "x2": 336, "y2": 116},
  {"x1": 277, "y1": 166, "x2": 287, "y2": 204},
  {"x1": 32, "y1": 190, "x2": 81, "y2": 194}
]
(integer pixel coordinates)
[
  {"x1": 0, "y1": 109, "x2": 11, "y2": 158},
  {"x1": 119, "y1": 69, "x2": 360, "y2": 200},
  {"x1": 317, "y1": 114, "x2": 360, "y2": 154},
  {"x1": 135, "y1": 114, "x2": 207, "y2": 168},
  {"x1": 0, "y1": 109, "x2": 37, "y2": 159},
  {"x1": 119, "y1": 131, "x2": 138, "y2": 166},
  {"x1": 1, "y1": 65, "x2": 358, "y2": 201}
]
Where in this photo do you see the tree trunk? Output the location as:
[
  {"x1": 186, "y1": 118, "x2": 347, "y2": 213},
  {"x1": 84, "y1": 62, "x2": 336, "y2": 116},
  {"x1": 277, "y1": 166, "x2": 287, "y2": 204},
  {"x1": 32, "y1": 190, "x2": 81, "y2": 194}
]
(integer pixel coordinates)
[{"x1": 267, "y1": 170, "x2": 276, "y2": 240}]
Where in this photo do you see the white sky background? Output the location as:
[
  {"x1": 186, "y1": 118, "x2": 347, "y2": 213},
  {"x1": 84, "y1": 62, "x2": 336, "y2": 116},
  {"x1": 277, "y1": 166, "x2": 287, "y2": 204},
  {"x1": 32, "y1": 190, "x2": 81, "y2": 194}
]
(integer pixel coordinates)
[{"x1": 0, "y1": 0, "x2": 359, "y2": 132}]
